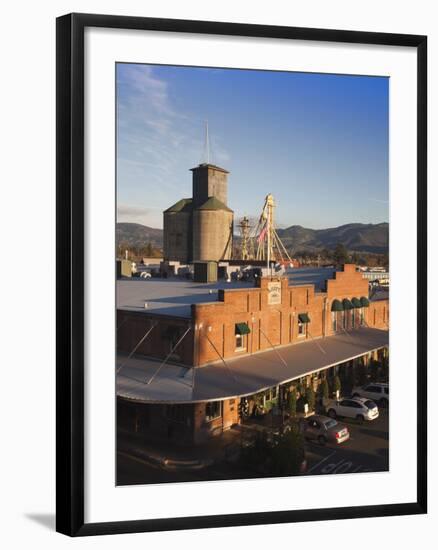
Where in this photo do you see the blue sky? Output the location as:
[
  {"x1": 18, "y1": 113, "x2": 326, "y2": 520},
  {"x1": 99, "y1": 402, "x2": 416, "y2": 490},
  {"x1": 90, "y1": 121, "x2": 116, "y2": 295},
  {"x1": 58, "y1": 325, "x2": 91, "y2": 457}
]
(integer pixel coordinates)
[{"x1": 116, "y1": 63, "x2": 388, "y2": 230}]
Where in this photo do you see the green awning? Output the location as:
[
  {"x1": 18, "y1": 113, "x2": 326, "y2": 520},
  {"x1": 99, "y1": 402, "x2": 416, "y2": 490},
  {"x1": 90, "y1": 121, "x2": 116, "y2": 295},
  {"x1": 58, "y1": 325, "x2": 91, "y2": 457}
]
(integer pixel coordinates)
[
  {"x1": 298, "y1": 313, "x2": 311, "y2": 324},
  {"x1": 352, "y1": 297, "x2": 362, "y2": 308},
  {"x1": 235, "y1": 322, "x2": 251, "y2": 335},
  {"x1": 360, "y1": 296, "x2": 370, "y2": 307},
  {"x1": 342, "y1": 299, "x2": 353, "y2": 310},
  {"x1": 331, "y1": 299, "x2": 343, "y2": 312}
]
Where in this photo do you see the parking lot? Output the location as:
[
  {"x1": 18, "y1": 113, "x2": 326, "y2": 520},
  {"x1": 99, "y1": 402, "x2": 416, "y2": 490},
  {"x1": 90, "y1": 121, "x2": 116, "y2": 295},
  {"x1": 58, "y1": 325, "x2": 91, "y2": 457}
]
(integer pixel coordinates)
[{"x1": 304, "y1": 408, "x2": 389, "y2": 475}]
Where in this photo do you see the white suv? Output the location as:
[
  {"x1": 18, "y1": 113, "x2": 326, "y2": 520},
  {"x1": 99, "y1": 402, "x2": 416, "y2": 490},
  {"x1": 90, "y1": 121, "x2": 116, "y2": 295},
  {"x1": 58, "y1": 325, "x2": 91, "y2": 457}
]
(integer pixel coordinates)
[
  {"x1": 352, "y1": 383, "x2": 389, "y2": 407},
  {"x1": 327, "y1": 397, "x2": 379, "y2": 424}
]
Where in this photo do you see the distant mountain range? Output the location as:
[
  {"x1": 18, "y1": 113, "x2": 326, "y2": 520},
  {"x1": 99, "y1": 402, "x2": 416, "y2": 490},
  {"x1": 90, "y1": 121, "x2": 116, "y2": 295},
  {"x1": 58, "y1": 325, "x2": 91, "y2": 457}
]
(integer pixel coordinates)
[
  {"x1": 116, "y1": 223, "x2": 164, "y2": 249},
  {"x1": 116, "y1": 222, "x2": 389, "y2": 255},
  {"x1": 276, "y1": 223, "x2": 389, "y2": 254}
]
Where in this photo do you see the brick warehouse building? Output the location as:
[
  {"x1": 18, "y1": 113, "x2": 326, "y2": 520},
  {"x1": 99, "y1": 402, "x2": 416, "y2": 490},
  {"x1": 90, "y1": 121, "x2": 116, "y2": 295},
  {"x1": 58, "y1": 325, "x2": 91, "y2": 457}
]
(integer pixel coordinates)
[{"x1": 117, "y1": 264, "x2": 389, "y2": 444}]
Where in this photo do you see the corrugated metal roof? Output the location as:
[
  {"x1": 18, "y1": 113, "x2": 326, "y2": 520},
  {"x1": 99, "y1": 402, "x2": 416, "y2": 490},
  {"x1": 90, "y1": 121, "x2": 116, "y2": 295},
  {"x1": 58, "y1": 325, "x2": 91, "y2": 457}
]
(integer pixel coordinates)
[
  {"x1": 117, "y1": 327, "x2": 388, "y2": 404},
  {"x1": 287, "y1": 267, "x2": 337, "y2": 291},
  {"x1": 195, "y1": 196, "x2": 233, "y2": 212},
  {"x1": 163, "y1": 198, "x2": 193, "y2": 213}
]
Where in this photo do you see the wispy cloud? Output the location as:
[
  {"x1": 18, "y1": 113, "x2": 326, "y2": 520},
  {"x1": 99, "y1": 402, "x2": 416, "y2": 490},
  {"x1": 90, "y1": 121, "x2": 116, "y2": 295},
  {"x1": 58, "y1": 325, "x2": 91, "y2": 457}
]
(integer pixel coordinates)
[
  {"x1": 368, "y1": 198, "x2": 389, "y2": 204},
  {"x1": 117, "y1": 203, "x2": 163, "y2": 228},
  {"x1": 117, "y1": 64, "x2": 230, "y2": 199}
]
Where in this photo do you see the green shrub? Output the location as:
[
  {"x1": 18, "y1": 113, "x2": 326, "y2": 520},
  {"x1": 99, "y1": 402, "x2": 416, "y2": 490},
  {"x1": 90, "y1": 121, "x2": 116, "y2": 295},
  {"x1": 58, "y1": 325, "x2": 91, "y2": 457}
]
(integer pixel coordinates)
[
  {"x1": 319, "y1": 379, "x2": 329, "y2": 401},
  {"x1": 270, "y1": 425, "x2": 305, "y2": 476},
  {"x1": 380, "y1": 356, "x2": 389, "y2": 382},
  {"x1": 240, "y1": 432, "x2": 271, "y2": 471},
  {"x1": 369, "y1": 359, "x2": 380, "y2": 382},
  {"x1": 305, "y1": 386, "x2": 315, "y2": 411},
  {"x1": 288, "y1": 388, "x2": 297, "y2": 417},
  {"x1": 356, "y1": 362, "x2": 368, "y2": 386},
  {"x1": 297, "y1": 395, "x2": 307, "y2": 413}
]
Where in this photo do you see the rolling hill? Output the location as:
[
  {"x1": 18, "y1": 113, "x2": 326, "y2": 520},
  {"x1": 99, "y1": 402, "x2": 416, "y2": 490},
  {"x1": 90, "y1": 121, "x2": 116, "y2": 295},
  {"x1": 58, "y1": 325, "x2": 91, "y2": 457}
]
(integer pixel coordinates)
[
  {"x1": 116, "y1": 222, "x2": 389, "y2": 255},
  {"x1": 116, "y1": 223, "x2": 164, "y2": 249},
  {"x1": 276, "y1": 223, "x2": 389, "y2": 254}
]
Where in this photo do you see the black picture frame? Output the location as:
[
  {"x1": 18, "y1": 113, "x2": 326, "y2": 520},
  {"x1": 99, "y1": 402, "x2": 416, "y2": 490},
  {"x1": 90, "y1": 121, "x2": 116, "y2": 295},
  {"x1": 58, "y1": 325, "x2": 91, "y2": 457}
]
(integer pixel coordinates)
[{"x1": 56, "y1": 12, "x2": 427, "y2": 537}]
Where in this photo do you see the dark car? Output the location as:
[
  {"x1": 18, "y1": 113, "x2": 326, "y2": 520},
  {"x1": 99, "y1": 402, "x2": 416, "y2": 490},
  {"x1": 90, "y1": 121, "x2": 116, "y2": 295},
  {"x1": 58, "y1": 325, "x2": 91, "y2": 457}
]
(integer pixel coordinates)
[{"x1": 302, "y1": 415, "x2": 350, "y2": 445}]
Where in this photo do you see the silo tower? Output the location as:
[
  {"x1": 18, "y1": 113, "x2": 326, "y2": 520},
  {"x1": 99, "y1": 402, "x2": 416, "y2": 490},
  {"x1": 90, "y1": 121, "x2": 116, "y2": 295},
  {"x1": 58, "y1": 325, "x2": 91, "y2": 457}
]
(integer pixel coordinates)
[{"x1": 191, "y1": 163, "x2": 233, "y2": 262}]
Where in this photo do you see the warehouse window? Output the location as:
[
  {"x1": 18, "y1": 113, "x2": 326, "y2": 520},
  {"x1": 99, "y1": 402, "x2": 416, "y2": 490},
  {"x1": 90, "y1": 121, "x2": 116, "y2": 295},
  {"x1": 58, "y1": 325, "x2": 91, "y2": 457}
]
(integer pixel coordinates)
[
  {"x1": 297, "y1": 313, "x2": 310, "y2": 337},
  {"x1": 235, "y1": 323, "x2": 250, "y2": 351},
  {"x1": 235, "y1": 333, "x2": 246, "y2": 350},
  {"x1": 205, "y1": 401, "x2": 222, "y2": 422},
  {"x1": 297, "y1": 320, "x2": 306, "y2": 337}
]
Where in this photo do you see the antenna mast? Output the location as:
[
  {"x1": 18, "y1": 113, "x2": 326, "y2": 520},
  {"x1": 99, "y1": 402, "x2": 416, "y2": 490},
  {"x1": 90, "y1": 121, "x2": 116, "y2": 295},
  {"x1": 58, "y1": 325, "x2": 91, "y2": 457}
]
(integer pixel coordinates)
[{"x1": 205, "y1": 119, "x2": 210, "y2": 164}]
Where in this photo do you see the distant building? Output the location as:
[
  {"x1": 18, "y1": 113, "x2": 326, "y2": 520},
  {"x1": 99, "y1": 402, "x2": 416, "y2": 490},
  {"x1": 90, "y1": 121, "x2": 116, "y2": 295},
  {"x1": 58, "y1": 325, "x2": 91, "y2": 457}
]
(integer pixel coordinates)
[
  {"x1": 163, "y1": 163, "x2": 234, "y2": 263},
  {"x1": 362, "y1": 270, "x2": 390, "y2": 285}
]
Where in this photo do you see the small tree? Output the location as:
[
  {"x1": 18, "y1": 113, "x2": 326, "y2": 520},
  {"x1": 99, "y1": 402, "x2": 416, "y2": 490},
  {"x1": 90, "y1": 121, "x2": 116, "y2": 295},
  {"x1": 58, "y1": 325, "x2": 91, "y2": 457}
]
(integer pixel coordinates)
[
  {"x1": 345, "y1": 366, "x2": 355, "y2": 394},
  {"x1": 319, "y1": 379, "x2": 329, "y2": 402},
  {"x1": 270, "y1": 425, "x2": 305, "y2": 476},
  {"x1": 305, "y1": 386, "x2": 315, "y2": 411},
  {"x1": 380, "y1": 356, "x2": 389, "y2": 383},
  {"x1": 369, "y1": 359, "x2": 380, "y2": 383},
  {"x1": 332, "y1": 375, "x2": 341, "y2": 398},
  {"x1": 333, "y1": 243, "x2": 349, "y2": 266},
  {"x1": 355, "y1": 359, "x2": 368, "y2": 386},
  {"x1": 288, "y1": 388, "x2": 297, "y2": 417},
  {"x1": 240, "y1": 432, "x2": 271, "y2": 471}
]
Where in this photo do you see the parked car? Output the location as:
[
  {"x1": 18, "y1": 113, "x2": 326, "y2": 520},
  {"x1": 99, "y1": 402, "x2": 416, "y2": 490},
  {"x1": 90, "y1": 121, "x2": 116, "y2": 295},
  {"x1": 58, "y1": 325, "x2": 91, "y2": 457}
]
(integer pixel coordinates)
[
  {"x1": 352, "y1": 383, "x2": 389, "y2": 407},
  {"x1": 302, "y1": 415, "x2": 350, "y2": 445},
  {"x1": 327, "y1": 397, "x2": 379, "y2": 423}
]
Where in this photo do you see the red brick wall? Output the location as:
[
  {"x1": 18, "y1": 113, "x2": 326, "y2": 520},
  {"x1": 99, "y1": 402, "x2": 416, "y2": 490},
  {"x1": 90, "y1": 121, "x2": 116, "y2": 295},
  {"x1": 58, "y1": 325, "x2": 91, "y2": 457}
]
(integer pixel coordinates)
[
  {"x1": 192, "y1": 398, "x2": 240, "y2": 443},
  {"x1": 116, "y1": 265, "x2": 388, "y2": 368},
  {"x1": 193, "y1": 265, "x2": 388, "y2": 366},
  {"x1": 368, "y1": 300, "x2": 389, "y2": 329}
]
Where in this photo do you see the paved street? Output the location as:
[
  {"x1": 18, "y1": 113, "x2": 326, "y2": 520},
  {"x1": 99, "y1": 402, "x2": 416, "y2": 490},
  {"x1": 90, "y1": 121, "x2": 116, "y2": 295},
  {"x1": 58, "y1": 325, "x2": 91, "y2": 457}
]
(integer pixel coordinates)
[
  {"x1": 117, "y1": 408, "x2": 388, "y2": 485},
  {"x1": 305, "y1": 408, "x2": 389, "y2": 475}
]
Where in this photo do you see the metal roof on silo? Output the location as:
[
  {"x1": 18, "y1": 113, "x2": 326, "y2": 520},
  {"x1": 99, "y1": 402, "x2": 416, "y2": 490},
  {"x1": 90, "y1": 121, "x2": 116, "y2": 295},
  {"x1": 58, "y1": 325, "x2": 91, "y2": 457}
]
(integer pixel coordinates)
[
  {"x1": 163, "y1": 198, "x2": 193, "y2": 213},
  {"x1": 195, "y1": 196, "x2": 233, "y2": 212}
]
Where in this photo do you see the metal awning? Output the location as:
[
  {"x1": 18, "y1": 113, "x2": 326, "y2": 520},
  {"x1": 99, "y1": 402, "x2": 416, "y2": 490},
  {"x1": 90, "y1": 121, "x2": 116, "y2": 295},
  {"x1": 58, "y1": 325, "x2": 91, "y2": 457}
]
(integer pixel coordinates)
[{"x1": 117, "y1": 327, "x2": 388, "y2": 404}]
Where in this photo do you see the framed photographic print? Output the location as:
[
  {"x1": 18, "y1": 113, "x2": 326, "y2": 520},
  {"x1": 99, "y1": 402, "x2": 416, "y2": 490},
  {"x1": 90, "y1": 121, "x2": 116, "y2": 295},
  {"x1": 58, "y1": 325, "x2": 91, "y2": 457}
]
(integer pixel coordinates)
[{"x1": 56, "y1": 13, "x2": 427, "y2": 536}]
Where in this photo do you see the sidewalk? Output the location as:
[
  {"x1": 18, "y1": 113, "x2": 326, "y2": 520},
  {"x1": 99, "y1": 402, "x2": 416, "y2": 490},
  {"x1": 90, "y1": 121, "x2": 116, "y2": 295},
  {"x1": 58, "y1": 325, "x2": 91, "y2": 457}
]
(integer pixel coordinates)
[{"x1": 117, "y1": 427, "x2": 243, "y2": 470}]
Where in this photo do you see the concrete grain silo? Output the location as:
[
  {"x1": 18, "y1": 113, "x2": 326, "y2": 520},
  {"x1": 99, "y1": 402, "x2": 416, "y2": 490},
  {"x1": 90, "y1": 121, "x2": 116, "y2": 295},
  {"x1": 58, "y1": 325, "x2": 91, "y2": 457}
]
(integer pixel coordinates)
[
  {"x1": 192, "y1": 197, "x2": 233, "y2": 262},
  {"x1": 162, "y1": 162, "x2": 234, "y2": 265},
  {"x1": 163, "y1": 198, "x2": 193, "y2": 262}
]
